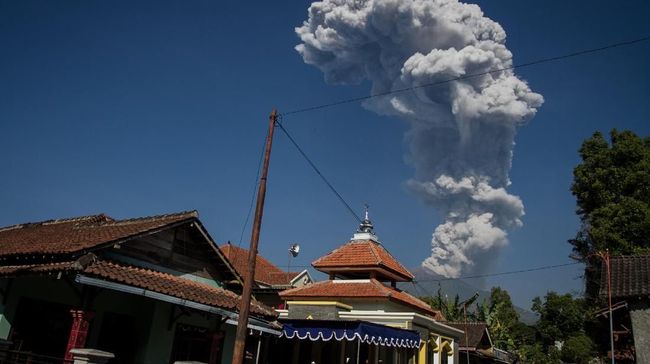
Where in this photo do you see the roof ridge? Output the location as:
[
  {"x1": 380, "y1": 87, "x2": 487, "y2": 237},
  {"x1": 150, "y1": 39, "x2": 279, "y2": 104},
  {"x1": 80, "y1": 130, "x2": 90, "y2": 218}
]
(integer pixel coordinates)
[
  {"x1": 0, "y1": 214, "x2": 114, "y2": 232},
  {"x1": 370, "y1": 278, "x2": 392, "y2": 297},
  {"x1": 367, "y1": 241, "x2": 383, "y2": 265},
  {"x1": 372, "y1": 241, "x2": 414, "y2": 279},
  {"x1": 100, "y1": 210, "x2": 198, "y2": 226}
]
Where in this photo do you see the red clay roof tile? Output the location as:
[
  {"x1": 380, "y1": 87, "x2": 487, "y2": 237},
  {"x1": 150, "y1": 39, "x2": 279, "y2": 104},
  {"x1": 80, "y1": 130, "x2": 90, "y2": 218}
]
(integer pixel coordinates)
[
  {"x1": 0, "y1": 257, "x2": 276, "y2": 319},
  {"x1": 83, "y1": 259, "x2": 276, "y2": 318},
  {"x1": 0, "y1": 211, "x2": 197, "y2": 256},
  {"x1": 220, "y1": 244, "x2": 298, "y2": 287},
  {"x1": 312, "y1": 240, "x2": 414, "y2": 281},
  {"x1": 279, "y1": 278, "x2": 441, "y2": 319}
]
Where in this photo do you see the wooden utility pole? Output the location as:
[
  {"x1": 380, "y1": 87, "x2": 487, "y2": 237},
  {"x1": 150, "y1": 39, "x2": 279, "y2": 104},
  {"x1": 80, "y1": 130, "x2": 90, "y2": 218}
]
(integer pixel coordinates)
[{"x1": 231, "y1": 109, "x2": 278, "y2": 364}]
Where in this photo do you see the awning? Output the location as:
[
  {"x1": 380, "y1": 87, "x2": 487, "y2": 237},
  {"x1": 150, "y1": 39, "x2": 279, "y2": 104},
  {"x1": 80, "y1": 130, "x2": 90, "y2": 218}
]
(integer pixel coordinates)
[{"x1": 281, "y1": 320, "x2": 421, "y2": 349}]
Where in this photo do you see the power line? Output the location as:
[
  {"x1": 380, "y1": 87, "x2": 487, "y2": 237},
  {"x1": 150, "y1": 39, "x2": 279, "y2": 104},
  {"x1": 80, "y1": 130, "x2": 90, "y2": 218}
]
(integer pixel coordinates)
[
  {"x1": 289, "y1": 261, "x2": 581, "y2": 281},
  {"x1": 238, "y1": 137, "x2": 267, "y2": 246},
  {"x1": 281, "y1": 36, "x2": 650, "y2": 117},
  {"x1": 276, "y1": 116, "x2": 363, "y2": 223},
  {"x1": 416, "y1": 262, "x2": 582, "y2": 283}
]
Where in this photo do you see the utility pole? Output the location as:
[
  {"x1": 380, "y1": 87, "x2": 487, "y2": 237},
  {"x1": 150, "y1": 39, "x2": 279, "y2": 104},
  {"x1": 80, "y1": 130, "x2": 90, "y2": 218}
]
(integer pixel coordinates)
[
  {"x1": 604, "y1": 250, "x2": 615, "y2": 364},
  {"x1": 459, "y1": 292, "x2": 479, "y2": 364},
  {"x1": 231, "y1": 109, "x2": 278, "y2": 364}
]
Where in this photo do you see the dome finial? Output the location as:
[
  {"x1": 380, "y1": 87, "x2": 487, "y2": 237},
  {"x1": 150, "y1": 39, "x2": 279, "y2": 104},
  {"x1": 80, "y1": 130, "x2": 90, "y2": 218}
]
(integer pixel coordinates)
[{"x1": 357, "y1": 204, "x2": 374, "y2": 234}]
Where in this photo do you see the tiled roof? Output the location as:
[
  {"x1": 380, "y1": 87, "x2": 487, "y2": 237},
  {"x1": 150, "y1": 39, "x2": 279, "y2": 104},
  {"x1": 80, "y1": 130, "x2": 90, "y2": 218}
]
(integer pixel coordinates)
[
  {"x1": 0, "y1": 211, "x2": 197, "y2": 257},
  {"x1": 445, "y1": 322, "x2": 490, "y2": 349},
  {"x1": 220, "y1": 244, "x2": 298, "y2": 287},
  {"x1": 279, "y1": 279, "x2": 442, "y2": 319},
  {"x1": 312, "y1": 240, "x2": 414, "y2": 281},
  {"x1": 0, "y1": 256, "x2": 276, "y2": 319},
  {"x1": 602, "y1": 255, "x2": 650, "y2": 299},
  {"x1": 0, "y1": 261, "x2": 79, "y2": 276},
  {"x1": 84, "y1": 260, "x2": 276, "y2": 318}
]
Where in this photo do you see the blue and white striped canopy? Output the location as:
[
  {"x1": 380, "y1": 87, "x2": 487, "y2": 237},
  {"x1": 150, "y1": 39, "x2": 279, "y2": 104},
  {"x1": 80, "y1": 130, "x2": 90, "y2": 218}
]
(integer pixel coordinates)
[{"x1": 281, "y1": 320, "x2": 421, "y2": 349}]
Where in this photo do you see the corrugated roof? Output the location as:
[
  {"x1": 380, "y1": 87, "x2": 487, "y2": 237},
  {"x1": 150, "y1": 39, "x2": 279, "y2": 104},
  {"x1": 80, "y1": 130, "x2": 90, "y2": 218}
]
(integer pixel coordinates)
[
  {"x1": 279, "y1": 278, "x2": 442, "y2": 319},
  {"x1": 0, "y1": 211, "x2": 197, "y2": 256},
  {"x1": 312, "y1": 240, "x2": 414, "y2": 281}
]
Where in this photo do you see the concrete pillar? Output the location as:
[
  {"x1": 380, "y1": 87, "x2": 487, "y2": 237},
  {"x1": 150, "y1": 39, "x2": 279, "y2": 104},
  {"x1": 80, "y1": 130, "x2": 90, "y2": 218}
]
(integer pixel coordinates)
[
  {"x1": 418, "y1": 340, "x2": 426, "y2": 363},
  {"x1": 69, "y1": 348, "x2": 115, "y2": 364},
  {"x1": 64, "y1": 310, "x2": 95, "y2": 361}
]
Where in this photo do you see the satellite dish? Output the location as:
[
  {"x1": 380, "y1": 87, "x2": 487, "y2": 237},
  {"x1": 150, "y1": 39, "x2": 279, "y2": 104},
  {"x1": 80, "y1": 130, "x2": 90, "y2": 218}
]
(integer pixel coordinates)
[{"x1": 289, "y1": 244, "x2": 300, "y2": 257}]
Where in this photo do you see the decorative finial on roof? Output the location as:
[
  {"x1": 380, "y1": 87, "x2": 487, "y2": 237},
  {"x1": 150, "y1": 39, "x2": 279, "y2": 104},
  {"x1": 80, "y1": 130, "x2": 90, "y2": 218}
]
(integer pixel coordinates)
[
  {"x1": 358, "y1": 204, "x2": 374, "y2": 234},
  {"x1": 352, "y1": 204, "x2": 378, "y2": 242}
]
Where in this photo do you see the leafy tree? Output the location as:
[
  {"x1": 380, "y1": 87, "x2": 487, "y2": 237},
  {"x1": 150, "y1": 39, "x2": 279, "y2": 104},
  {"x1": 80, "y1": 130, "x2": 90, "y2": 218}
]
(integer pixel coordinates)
[
  {"x1": 560, "y1": 334, "x2": 595, "y2": 364},
  {"x1": 486, "y1": 287, "x2": 519, "y2": 351},
  {"x1": 517, "y1": 344, "x2": 561, "y2": 364},
  {"x1": 531, "y1": 292, "x2": 588, "y2": 346},
  {"x1": 420, "y1": 289, "x2": 468, "y2": 322},
  {"x1": 570, "y1": 129, "x2": 650, "y2": 260}
]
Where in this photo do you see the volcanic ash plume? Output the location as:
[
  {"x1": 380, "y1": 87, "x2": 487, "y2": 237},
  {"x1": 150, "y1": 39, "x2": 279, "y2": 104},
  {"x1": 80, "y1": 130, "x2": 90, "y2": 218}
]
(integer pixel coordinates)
[{"x1": 296, "y1": 0, "x2": 543, "y2": 278}]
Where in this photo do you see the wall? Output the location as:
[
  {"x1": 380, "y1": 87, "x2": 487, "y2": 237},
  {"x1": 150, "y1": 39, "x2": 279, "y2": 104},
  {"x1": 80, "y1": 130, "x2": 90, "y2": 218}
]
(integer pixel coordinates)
[
  {"x1": 0, "y1": 276, "x2": 239, "y2": 364},
  {"x1": 630, "y1": 301, "x2": 650, "y2": 364}
]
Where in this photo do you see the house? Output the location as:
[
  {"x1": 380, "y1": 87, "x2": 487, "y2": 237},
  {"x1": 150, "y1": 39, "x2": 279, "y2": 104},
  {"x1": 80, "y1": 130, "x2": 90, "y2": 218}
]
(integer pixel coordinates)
[
  {"x1": 0, "y1": 211, "x2": 280, "y2": 364},
  {"x1": 444, "y1": 322, "x2": 512, "y2": 364},
  {"x1": 270, "y1": 214, "x2": 463, "y2": 364},
  {"x1": 219, "y1": 243, "x2": 312, "y2": 309},
  {"x1": 600, "y1": 255, "x2": 650, "y2": 364}
]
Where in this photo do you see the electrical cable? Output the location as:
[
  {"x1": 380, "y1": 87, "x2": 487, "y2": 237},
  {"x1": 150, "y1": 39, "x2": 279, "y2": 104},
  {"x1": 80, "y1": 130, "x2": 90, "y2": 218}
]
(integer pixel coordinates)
[
  {"x1": 280, "y1": 36, "x2": 650, "y2": 117},
  {"x1": 416, "y1": 262, "x2": 581, "y2": 283},
  {"x1": 238, "y1": 137, "x2": 267, "y2": 246},
  {"x1": 276, "y1": 116, "x2": 363, "y2": 223}
]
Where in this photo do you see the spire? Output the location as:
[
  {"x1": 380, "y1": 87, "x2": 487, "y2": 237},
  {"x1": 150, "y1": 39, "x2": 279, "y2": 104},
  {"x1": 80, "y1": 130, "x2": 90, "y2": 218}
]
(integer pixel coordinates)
[
  {"x1": 352, "y1": 204, "x2": 378, "y2": 242},
  {"x1": 357, "y1": 204, "x2": 374, "y2": 233}
]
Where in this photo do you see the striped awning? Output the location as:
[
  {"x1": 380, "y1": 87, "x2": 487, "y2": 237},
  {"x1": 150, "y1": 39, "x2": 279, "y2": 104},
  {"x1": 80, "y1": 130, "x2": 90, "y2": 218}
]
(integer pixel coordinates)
[{"x1": 281, "y1": 320, "x2": 421, "y2": 349}]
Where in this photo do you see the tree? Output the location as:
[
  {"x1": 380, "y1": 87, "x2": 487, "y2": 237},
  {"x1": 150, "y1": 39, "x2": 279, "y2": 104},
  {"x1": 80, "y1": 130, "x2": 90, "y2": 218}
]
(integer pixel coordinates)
[
  {"x1": 531, "y1": 292, "x2": 588, "y2": 346},
  {"x1": 420, "y1": 288, "x2": 467, "y2": 322},
  {"x1": 560, "y1": 334, "x2": 595, "y2": 364},
  {"x1": 570, "y1": 129, "x2": 650, "y2": 259},
  {"x1": 486, "y1": 287, "x2": 519, "y2": 351},
  {"x1": 517, "y1": 344, "x2": 561, "y2": 364}
]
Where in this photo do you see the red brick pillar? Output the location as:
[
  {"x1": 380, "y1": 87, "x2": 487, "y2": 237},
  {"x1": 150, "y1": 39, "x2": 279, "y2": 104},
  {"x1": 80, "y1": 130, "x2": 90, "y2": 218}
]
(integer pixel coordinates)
[
  {"x1": 208, "y1": 330, "x2": 225, "y2": 364},
  {"x1": 64, "y1": 310, "x2": 95, "y2": 361}
]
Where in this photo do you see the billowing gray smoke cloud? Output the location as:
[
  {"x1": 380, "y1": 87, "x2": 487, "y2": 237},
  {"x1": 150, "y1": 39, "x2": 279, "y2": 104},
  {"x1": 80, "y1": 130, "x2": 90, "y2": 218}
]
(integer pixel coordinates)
[{"x1": 296, "y1": 0, "x2": 543, "y2": 278}]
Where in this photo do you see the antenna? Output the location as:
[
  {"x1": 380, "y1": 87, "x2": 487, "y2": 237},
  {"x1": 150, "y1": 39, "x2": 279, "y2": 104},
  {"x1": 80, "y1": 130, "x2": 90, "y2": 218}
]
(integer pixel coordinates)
[{"x1": 289, "y1": 243, "x2": 300, "y2": 257}]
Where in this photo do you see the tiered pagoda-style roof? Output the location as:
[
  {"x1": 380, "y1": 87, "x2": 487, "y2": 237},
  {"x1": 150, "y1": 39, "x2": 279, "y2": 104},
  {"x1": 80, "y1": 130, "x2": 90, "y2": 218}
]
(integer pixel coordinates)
[
  {"x1": 280, "y1": 211, "x2": 443, "y2": 320},
  {"x1": 312, "y1": 213, "x2": 414, "y2": 282}
]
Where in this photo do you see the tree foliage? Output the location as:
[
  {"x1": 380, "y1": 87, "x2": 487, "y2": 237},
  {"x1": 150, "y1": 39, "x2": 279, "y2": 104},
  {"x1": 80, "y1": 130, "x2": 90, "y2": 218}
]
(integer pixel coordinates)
[
  {"x1": 531, "y1": 292, "x2": 588, "y2": 346},
  {"x1": 421, "y1": 288, "x2": 475, "y2": 322},
  {"x1": 560, "y1": 333, "x2": 595, "y2": 364},
  {"x1": 485, "y1": 287, "x2": 520, "y2": 351},
  {"x1": 570, "y1": 129, "x2": 650, "y2": 259}
]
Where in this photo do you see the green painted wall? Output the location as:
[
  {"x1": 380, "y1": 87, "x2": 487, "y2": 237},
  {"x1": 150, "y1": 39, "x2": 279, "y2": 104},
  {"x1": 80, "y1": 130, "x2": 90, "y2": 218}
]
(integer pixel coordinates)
[{"x1": 221, "y1": 324, "x2": 237, "y2": 364}]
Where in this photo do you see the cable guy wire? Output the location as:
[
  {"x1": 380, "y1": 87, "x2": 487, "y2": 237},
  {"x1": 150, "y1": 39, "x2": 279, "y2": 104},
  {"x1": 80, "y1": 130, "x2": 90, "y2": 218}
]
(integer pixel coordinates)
[
  {"x1": 281, "y1": 36, "x2": 650, "y2": 117},
  {"x1": 276, "y1": 117, "x2": 363, "y2": 223}
]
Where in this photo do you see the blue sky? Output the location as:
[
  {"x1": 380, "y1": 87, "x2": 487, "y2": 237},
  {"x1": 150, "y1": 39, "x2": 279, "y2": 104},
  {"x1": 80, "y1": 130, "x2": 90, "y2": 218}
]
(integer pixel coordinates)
[{"x1": 1, "y1": 0, "x2": 648, "y2": 309}]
